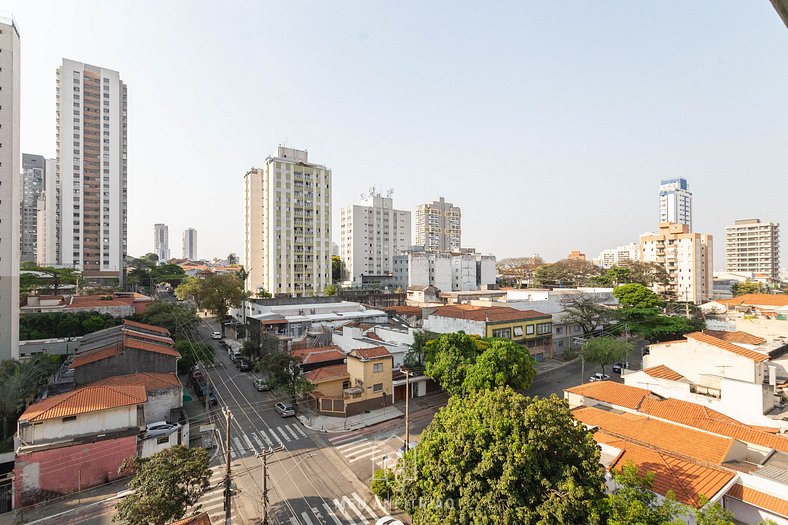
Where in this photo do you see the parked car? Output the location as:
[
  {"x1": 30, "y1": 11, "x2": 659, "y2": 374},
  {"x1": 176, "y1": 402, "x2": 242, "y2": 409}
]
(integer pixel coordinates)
[
  {"x1": 612, "y1": 362, "x2": 628, "y2": 374},
  {"x1": 207, "y1": 390, "x2": 218, "y2": 407},
  {"x1": 275, "y1": 402, "x2": 295, "y2": 418},
  {"x1": 212, "y1": 331, "x2": 222, "y2": 340},
  {"x1": 254, "y1": 378, "x2": 270, "y2": 391},
  {"x1": 231, "y1": 349, "x2": 243, "y2": 362},
  {"x1": 191, "y1": 368, "x2": 205, "y2": 383},
  {"x1": 145, "y1": 421, "x2": 181, "y2": 438},
  {"x1": 237, "y1": 358, "x2": 252, "y2": 372},
  {"x1": 376, "y1": 518, "x2": 405, "y2": 525},
  {"x1": 193, "y1": 381, "x2": 205, "y2": 398},
  {"x1": 588, "y1": 372, "x2": 610, "y2": 382}
]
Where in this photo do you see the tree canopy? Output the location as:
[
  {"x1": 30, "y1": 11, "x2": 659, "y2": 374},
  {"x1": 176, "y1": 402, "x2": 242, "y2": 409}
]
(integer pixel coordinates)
[
  {"x1": 533, "y1": 259, "x2": 602, "y2": 287},
  {"x1": 115, "y1": 446, "x2": 211, "y2": 525},
  {"x1": 129, "y1": 300, "x2": 199, "y2": 340},
  {"x1": 581, "y1": 337, "x2": 633, "y2": 375},
  {"x1": 0, "y1": 355, "x2": 62, "y2": 440},
  {"x1": 176, "y1": 274, "x2": 246, "y2": 333},
  {"x1": 174, "y1": 341, "x2": 215, "y2": 374},
  {"x1": 19, "y1": 311, "x2": 121, "y2": 340},
  {"x1": 605, "y1": 462, "x2": 684, "y2": 525},
  {"x1": 424, "y1": 332, "x2": 484, "y2": 396},
  {"x1": 589, "y1": 262, "x2": 670, "y2": 289},
  {"x1": 731, "y1": 280, "x2": 768, "y2": 297},
  {"x1": 259, "y1": 352, "x2": 314, "y2": 407},
  {"x1": 613, "y1": 283, "x2": 662, "y2": 309},
  {"x1": 561, "y1": 292, "x2": 614, "y2": 336},
  {"x1": 393, "y1": 388, "x2": 607, "y2": 525},
  {"x1": 19, "y1": 262, "x2": 80, "y2": 296}
]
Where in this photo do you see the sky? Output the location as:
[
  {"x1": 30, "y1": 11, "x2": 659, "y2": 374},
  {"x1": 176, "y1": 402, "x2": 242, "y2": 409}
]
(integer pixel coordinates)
[{"x1": 6, "y1": 1, "x2": 788, "y2": 269}]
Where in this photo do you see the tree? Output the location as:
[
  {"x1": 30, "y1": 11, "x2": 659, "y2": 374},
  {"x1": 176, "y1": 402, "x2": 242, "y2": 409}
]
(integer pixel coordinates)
[
  {"x1": 403, "y1": 330, "x2": 436, "y2": 370},
  {"x1": 331, "y1": 255, "x2": 342, "y2": 283},
  {"x1": 115, "y1": 446, "x2": 211, "y2": 525},
  {"x1": 605, "y1": 462, "x2": 684, "y2": 525},
  {"x1": 19, "y1": 263, "x2": 81, "y2": 295},
  {"x1": 324, "y1": 284, "x2": 337, "y2": 296},
  {"x1": 130, "y1": 300, "x2": 199, "y2": 340},
  {"x1": 561, "y1": 292, "x2": 614, "y2": 336},
  {"x1": 615, "y1": 308, "x2": 703, "y2": 342},
  {"x1": 581, "y1": 337, "x2": 633, "y2": 376},
  {"x1": 176, "y1": 274, "x2": 246, "y2": 334},
  {"x1": 392, "y1": 389, "x2": 607, "y2": 525},
  {"x1": 370, "y1": 468, "x2": 395, "y2": 500},
  {"x1": 424, "y1": 332, "x2": 485, "y2": 396},
  {"x1": 462, "y1": 339, "x2": 537, "y2": 393},
  {"x1": 497, "y1": 256, "x2": 545, "y2": 288},
  {"x1": 259, "y1": 352, "x2": 314, "y2": 407},
  {"x1": 227, "y1": 253, "x2": 238, "y2": 265},
  {"x1": 534, "y1": 259, "x2": 602, "y2": 287},
  {"x1": 731, "y1": 280, "x2": 767, "y2": 296},
  {"x1": 20, "y1": 311, "x2": 121, "y2": 340},
  {"x1": 174, "y1": 341, "x2": 215, "y2": 374},
  {"x1": 0, "y1": 355, "x2": 62, "y2": 440},
  {"x1": 694, "y1": 496, "x2": 736, "y2": 525},
  {"x1": 176, "y1": 276, "x2": 205, "y2": 309},
  {"x1": 613, "y1": 283, "x2": 662, "y2": 309}
]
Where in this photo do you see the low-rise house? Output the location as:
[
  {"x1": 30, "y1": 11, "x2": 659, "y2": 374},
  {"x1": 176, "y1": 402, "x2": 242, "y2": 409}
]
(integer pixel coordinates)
[
  {"x1": 423, "y1": 304, "x2": 553, "y2": 361},
  {"x1": 21, "y1": 292, "x2": 152, "y2": 316},
  {"x1": 715, "y1": 294, "x2": 788, "y2": 319},
  {"x1": 90, "y1": 372, "x2": 182, "y2": 422},
  {"x1": 291, "y1": 346, "x2": 346, "y2": 372}
]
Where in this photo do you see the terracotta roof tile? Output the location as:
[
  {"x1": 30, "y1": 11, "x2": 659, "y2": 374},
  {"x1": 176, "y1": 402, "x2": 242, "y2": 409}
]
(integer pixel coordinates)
[
  {"x1": 71, "y1": 344, "x2": 123, "y2": 367},
  {"x1": 170, "y1": 512, "x2": 212, "y2": 525},
  {"x1": 565, "y1": 381, "x2": 654, "y2": 410},
  {"x1": 643, "y1": 365, "x2": 686, "y2": 381},
  {"x1": 430, "y1": 304, "x2": 550, "y2": 323},
  {"x1": 726, "y1": 483, "x2": 788, "y2": 516},
  {"x1": 596, "y1": 431, "x2": 735, "y2": 507},
  {"x1": 718, "y1": 294, "x2": 788, "y2": 308},
  {"x1": 291, "y1": 346, "x2": 345, "y2": 365},
  {"x1": 303, "y1": 364, "x2": 349, "y2": 383},
  {"x1": 365, "y1": 332, "x2": 384, "y2": 341},
  {"x1": 122, "y1": 319, "x2": 171, "y2": 336},
  {"x1": 72, "y1": 336, "x2": 179, "y2": 368},
  {"x1": 67, "y1": 295, "x2": 133, "y2": 308},
  {"x1": 91, "y1": 373, "x2": 181, "y2": 393},
  {"x1": 349, "y1": 346, "x2": 391, "y2": 360},
  {"x1": 386, "y1": 306, "x2": 422, "y2": 317},
  {"x1": 685, "y1": 332, "x2": 769, "y2": 362},
  {"x1": 701, "y1": 330, "x2": 767, "y2": 346},
  {"x1": 20, "y1": 385, "x2": 147, "y2": 422},
  {"x1": 572, "y1": 406, "x2": 735, "y2": 464}
]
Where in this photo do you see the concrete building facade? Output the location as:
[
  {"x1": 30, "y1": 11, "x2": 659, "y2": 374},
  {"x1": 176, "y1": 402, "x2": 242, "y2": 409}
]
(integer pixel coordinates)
[
  {"x1": 415, "y1": 196, "x2": 461, "y2": 252},
  {"x1": 0, "y1": 15, "x2": 20, "y2": 360},
  {"x1": 153, "y1": 223, "x2": 170, "y2": 261},
  {"x1": 406, "y1": 249, "x2": 495, "y2": 292},
  {"x1": 659, "y1": 178, "x2": 692, "y2": 230},
  {"x1": 182, "y1": 227, "x2": 196, "y2": 260},
  {"x1": 244, "y1": 146, "x2": 332, "y2": 297},
  {"x1": 56, "y1": 59, "x2": 127, "y2": 282},
  {"x1": 640, "y1": 223, "x2": 713, "y2": 303},
  {"x1": 36, "y1": 158, "x2": 57, "y2": 265},
  {"x1": 595, "y1": 242, "x2": 640, "y2": 269},
  {"x1": 20, "y1": 154, "x2": 45, "y2": 262},
  {"x1": 725, "y1": 219, "x2": 780, "y2": 280},
  {"x1": 339, "y1": 191, "x2": 410, "y2": 285}
]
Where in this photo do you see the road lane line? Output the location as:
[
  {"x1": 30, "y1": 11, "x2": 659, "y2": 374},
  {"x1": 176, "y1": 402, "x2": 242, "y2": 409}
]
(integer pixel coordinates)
[
  {"x1": 285, "y1": 425, "x2": 300, "y2": 440},
  {"x1": 328, "y1": 433, "x2": 357, "y2": 444},
  {"x1": 294, "y1": 424, "x2": 308, "y2": 437},
  {"x1": 259, "y1": 431, "x2": 274, "y2": 447},
  {"x1": 331, "y1": 499, "x2": 357, "y2": 525},
  {"x1": 277, "y1": 427, "x2": 292, "y2": 442},
  {"x1": 301, "y1": 511, "x2": 315, "y2": 525},
  {"x1": 348, "y1": 448, "x2": 380, "y2": 463},
  {"x1": 252, "y1": 432, "x2": 264, "y2": 448},
  {"x1": 243, "y1": 434, "x2": 256, "y2": 453},
  {"x1": 351, "y1": 492, "x2": 378, "y2": 520},
  {"x1": 232, "y1": 436, "x2": 244, "y2": 454},
  {"x1": 336, "y1": 439, "x2": 369, "y2": 452},
  {"x1": 342, "y1": 496, "x2": 366, "y2": 522},
  {"x1": 289, "y1": 517, "x2": 300, "y2": 525},
  {"x1": 323, "y1": 502, "x2": 344, "y2": 525}
]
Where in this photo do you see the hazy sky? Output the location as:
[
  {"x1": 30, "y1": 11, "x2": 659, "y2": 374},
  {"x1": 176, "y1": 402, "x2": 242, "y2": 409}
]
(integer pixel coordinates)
[{"x1": 7, "y1": 1, "x2": 787, "y2": 268}]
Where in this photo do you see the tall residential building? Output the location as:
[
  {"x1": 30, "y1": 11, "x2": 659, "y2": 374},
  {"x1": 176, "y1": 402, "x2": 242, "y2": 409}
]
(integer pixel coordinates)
[
  {"x1": 36, "y1": 158, "x2": 57, "y2": 265},
  {"x1": 153, "y1": 223, "x2": 170, "y2": 262},
  {"x1": 182, "y1": 228, "x2": 196, "y2": 260},
  {"x1": 404, "y1": 249, "x2": 496, "y2": 292},
  {"x1": 340, "y1": 190, "x2": 411, "y2": 285},
  {"x1": 244, "y1": 146, "x2": 332, "y2": 297},
  {"x1": 56, "y1": 59, "x2": 127, "y2": 283},
  {"x1": 20, "y1": 153, "x2": 46, "y2": 262},
  {"x1": 0, "y1": 14, "x2": 20, "y2": 359},
  {"x1": 639, "y1": 223, "x2": 713, "y2": 303},
  {"x1": 415, "y1": 197, "x2": 461, "y2": 252},
  {"x1": 595, "y1": 242, "x2": 640, "y2": 269},
  {"x1": 725, "y1": 219, "x2": 780, "y2": 280},
  {"x1": 658, "y1": 178, "x2": 692, "y2": 230}
]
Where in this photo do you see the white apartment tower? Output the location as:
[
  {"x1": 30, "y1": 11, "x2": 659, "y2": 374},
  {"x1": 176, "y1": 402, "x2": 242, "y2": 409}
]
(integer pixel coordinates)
[
  {"x1": 154, "y1": 223, "x2": 170, "y2": 262},
  {"x1": 36, "y1": 158, "x2": 57, "y2": 265},
  {"x1": 182, "y1": 228, "x2": 196, "y2": 260},
  {"x1": 415, "y1": 197, "x2": 461, "y2": 252},
  {"x1": 595, "y1": 242, "x2": 640, "y2": 269},
  {"x1": 659, "y1": 178, "x2": 692, "y2": 230},
  {"x1": 640, "y1": 223, "x2": 713, "y2": 303},
  {"x1": 340, "y1": 190, "x2": 411, "y2": 285},
  {"x1": 56, "y1": 59, "x2": 127, "y2": 282},
  {"x1": 244, "y1": 146, "x2": 332, "y2": 297},
  {"x1": 725, "y1": 219, "x2": 780, "y2": 280},
  {"x1": 0, "y1": 15, "x2": 20, "y2": 359}
]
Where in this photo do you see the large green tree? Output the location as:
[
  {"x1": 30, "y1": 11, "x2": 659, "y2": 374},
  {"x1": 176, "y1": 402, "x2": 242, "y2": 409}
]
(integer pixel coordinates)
[
  {"x1": 0, "y1": 355, "x2": 62, "y2": 440},
  {"x1": 259, "y1": 352, "x2": 314, "y2": 408},
  {"x1": 19, "y1": 262, "x2": 81, "y2": 295},
  {"x1": 424, "y1": 332, "x2": 486, "y2": 396},
  {"x1": 561, "y1": 292, "x2": 614, "y2": 337},
  {"x1": 581, "y1": 337, "x2": 633, "y2": 376},
  {"x1": 393, "y1": 389, "x2": 606, "y2": 525},
  {"x1": 115, "y1": 446, "x2": 211, "y2": 525},
  {"x1": 613, "y1": 283, "x2": 662, "y2": 309},
  {"x1": 731, "y1": 280, "x2": 768, "y2": 296},
  {"x1": 605, "y1": 462, "x2": 684, "y2": 525},
  {"x1": 174, "y1": 341, "x2": 215, "y2": 374},
  {"x1": 130, "y1": 300, "x2": 199, "y2": 340},
  {"x1": 20, "y1": 311, "x2": 121, "y2": 340},
  {"x1": 176, "y1": 274, "x2": 246, "y2": 334},
  {"x1": 534, "y1": 259, "x2": 602, "y2": 287},
  {"x1": 462, "y1": 339, "x2": 537, "y2": 393},
  {"x1": 331, "y1": 255, "x2": 342, "y2": 283}
]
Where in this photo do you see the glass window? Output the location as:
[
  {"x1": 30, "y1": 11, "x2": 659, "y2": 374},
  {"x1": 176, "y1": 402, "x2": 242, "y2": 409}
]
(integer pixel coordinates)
[
  {"x1": 373, "y1": 383, "x2": 383, "y2": 392},
  {"x1": 373, "y1": 363, "x2": 383, "y2": 373},
  {"x1": 513, "y1": 326, "x2": 524, "y2": 337},
  {"x1": 492, "y1": 327, "x2": 512, "y2": 339},
  {"x1": 526, "y1": 325, "x2": 535, "y2": 335}
]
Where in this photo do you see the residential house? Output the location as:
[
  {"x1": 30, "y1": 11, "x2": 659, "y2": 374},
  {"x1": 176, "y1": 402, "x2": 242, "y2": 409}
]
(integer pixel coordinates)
[
  {"x1": 291, "y1": 346, "x2": 346, "y2": 372},
  {"x1": 21, "y1": 292, "x2": 153, "y2": 316},
  {"x1": 423, "y1": 304, "x2": 553, "y2": 361}
]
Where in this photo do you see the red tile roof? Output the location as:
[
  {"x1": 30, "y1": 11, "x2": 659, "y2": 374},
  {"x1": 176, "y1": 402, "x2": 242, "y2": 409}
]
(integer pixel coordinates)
[
  {"x1": 565, "y1": 381, "x2": 654, "y2": 410},
  {"x1": 66, "y1": 295, "x2": 133, "y2": 308},
  {"x1": 430, "y1": 304, "x2": 550, "y2": 323},
  {"x1": 718, "y1": 294, "x2": 788, "y2": 308},
  {"x1": 20, "y1": 385, "x2": 147, "y2": 422},
  {"x1": 291, "y1": 346, "x2": 345, "y2": 365},
  {"x1": 726, "y1": 483, "x2": 788, "y2": 517},
  {"x1": 91, "y1": 373, "x2": 181, "y2": 393},
  {"x1": 386, "y1": 306, "x2": 423, "y2": 317},
  {"x1": 303, "y1": 364, "x2": 349, "y2": 383},
  {"x1": 170, "y1": 512, "x2": 212, "y2": 525},
  {"x1": 365, "y1": 332, "x2": 384, "y2": 341},
  {"x1": 701, "y1": 330, "x2": 766, "y2": 346},
  {"x1": 349, "y1": 346, "x2": 391, "y2": 360},
  {"x1": 123, "y1": 319, "x2": 171, "y2": 337},
  {"x1": 72, "y1": 336, "x2": 179, "y2": 368},
  {"x1": 643, "y1": 365, "x2": 686, "y2": 381},
  {"x1": 595, "y1": 431, "x2": 734, "y2": 507},
  {"x1": 572, "y1": 406, "x2": 735, "y2": 464},
  {"x1": 685, "y1": 332, "x2": 769, "y2": 362}
]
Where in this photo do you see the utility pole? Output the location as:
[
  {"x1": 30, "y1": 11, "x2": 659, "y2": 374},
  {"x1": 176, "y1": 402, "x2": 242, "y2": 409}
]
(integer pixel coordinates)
[
  {"x1": 404, "y1": 368, "x2": 410, "y2": 452},
  {"x1": 258, "y1": 446, "x2": 283, "y2": 525},
  {"x1": 224, "y1": 409, "x2": 232, "y2": 525}
]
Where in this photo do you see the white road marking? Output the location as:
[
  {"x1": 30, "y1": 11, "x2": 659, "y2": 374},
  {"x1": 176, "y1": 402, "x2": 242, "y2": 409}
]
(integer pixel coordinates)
[
  {"x1": 332, "y1": 499, "x2": 358, "y2": 525},
  {"x1": 348, "y1": 447, "x2": 380, "y2": 463},
  {"x1": 294, "y1": 424, "x2": 308, "y2": 437},
  {"x1": 243, "y1": 434, "x2": 256, "y2": 452},
  {"x1": 277, "y1": 426, "x2": 292, "y2": 442},
  {"x1": 328, "y1": 433, "x2": 358, "y2": 444},
  {"x1": 342, "y1": 495, "x2": 367, "y2": 522},
  {"x1": 252, "y1": 432, "x2": 264, "y2": 448},
  {"x1": 301, "y1": 511, "x2": 315, "y2": 525},
  {"x1": 232, "y1": 436, "x2": 244, "y2": 454},
  {"x1": 289, "y1": 517, "x2": 300, "y2": 525},
  {"x1": 352, "y1": 492, "x2": 378, "y2": 520},
  {"x1": 322, "y1": 502, "x2": 344, "y2": 525},
  {"x1": 336, "y1": 439, "x2": 369, "y2": 452},
  {"x1": 286, "y1": 425, "x2": 300, "y2": 440},
  {"x1": 259, "y1": 431, "x2": 274, "y2": 447}
]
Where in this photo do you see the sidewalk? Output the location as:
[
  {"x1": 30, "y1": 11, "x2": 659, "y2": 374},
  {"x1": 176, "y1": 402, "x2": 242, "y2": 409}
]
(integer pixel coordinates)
[
  {"x1": 298, "y1": 404, "x2": 404, "y2": 433},
  {"x1": 535, "y1": 356, "x2": 579, "y2": 375}
]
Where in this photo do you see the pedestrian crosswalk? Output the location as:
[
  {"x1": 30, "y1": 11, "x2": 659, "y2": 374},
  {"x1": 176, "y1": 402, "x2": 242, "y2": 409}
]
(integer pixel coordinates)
[
  {"x1": 328, "y1": 432, "x2": 389, "y2": 468},
  {"x1": 194, "y1": 469, "x2": 239, "y2": 525},
  {"x1": 228, "y1": 423, "x2": 309, "y2": 458},
  {"x1": 281, "y1": 491, "x2": 386, "y2": 525}
]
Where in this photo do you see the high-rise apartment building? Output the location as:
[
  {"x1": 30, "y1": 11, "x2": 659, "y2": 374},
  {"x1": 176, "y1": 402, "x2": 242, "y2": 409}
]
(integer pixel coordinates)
[
  {"x1": 725, "y1": 219, "x2": 780, "y2": 280},
  {"x1": 36, "y1": 158, "x2": 57, "y2": 265},
  {"x1": 415, "y1": 197, "x2": 461, "y2": 252},
  {"x1": 154, "y1": 223, "x2": 170, "y2": 262},
  {"x1": 244, "y1": 146, "x2": 332, "y2": 297},
  {"x1": 0, "y1": 14, "x2": 20, "y2": 359},
  {"x1": 56, "y1": 59, "x2": 127, "y2": 283},
  {"x1": 659, "y1": 178, "x2": 692, "y2": 230},
  {"x1": 182, "y1": 228, "x2": 196, "y2": 260},
  {"x1": 340, "y1": 191, "x2": 411, "y2": 285},
  {"x1": 640, "y1": 223, "x2": 713, "y2": 303},
  {"x1": 595, "y1": 242, "x2": 640, "y2": 269},
  {"x1": 20, "y1": 153, "x2": 46, "y2": 262}
]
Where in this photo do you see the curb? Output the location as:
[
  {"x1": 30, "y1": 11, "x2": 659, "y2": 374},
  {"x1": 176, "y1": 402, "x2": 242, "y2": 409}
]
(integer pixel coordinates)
[{"x1": 535, "y1": 357, "x2": 579, "y2": 378}]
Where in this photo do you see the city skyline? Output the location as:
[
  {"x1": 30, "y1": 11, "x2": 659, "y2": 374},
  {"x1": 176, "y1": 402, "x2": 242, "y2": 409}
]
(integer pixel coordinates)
[{"x1": 3, "y1": 1, "x2": 787, "y2": 267}]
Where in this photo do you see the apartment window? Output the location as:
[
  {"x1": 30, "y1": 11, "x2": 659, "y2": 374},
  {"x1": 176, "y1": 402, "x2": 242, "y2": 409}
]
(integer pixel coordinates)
[
  {"x1": 373, "y1": 363, "x2": 383, "y2": 373},
  {"x1": 513, "y1": 326, "x2": 524, "y2": 337},
  {"x1": 526, "y1": 325, "x2": 535, "y2": 335},
  {"x1": 536, "y1": 323, "x2": 552, "y2": 335},
  {"x1": 62, "y1": 416, "x2": 77, "y2": 422},
  {"x1": 372, "y1": 383, "x2": 383, "y2": 392},
  {"x1": 492, "y1": 327, "x2": 512, "y2": 339}
]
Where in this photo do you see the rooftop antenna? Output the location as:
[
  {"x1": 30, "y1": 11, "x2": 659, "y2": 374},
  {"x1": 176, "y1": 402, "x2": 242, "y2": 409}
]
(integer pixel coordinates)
[{"x1": 386, "y1": 188, "x2": 394, "y2": 198}]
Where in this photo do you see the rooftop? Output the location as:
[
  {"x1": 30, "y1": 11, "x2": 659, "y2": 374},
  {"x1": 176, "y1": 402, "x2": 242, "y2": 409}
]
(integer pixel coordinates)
[
  {"x1": 90, "y1": 373, "x2": 181, "y2": 393},
  {"x1": 726, "y1": 483, "x2": 788, "y2": 517},
  {"x1": 291, "y1": 346, "x2": 346, "y2": 365},
  {"x1": 684, "y1": 332, "x2": 769, "y2": 363},
  {"x1": 170, "y1": 512, "x2": 212, "y2": 525},
  {"x1": 429, "y1": 304, "x2": 550, "y2": 323},
  {"x1": 349, "y1": 346, "x2": 391, "y2": 360},
  {"x1": 20, "y1": 385, "x2": 147, "y2": 422},
  {"x1": 303, "y1": 364, "x2": 349, "y2": 383},
  {"x1": 701, "y1": 330, "x2": 767, "y2": 346},
  {"x1": 565, "y1": 381, "x2": 654, "y2": 410},
  {"x1": 642, "y1": 365, "x2": 687, "y2": 382},
  {"x1": 718, "y1": 294, "x2": 788, "y2": 308}
]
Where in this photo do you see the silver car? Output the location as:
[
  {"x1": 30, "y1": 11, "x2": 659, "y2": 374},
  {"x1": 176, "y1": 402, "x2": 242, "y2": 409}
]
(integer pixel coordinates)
[
  {"x1": 145, "y1": 421, "x2": 181, "y2": 438},
  {"x1": 275, "y1": 402, "x2": 295, "y2": 418}
]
